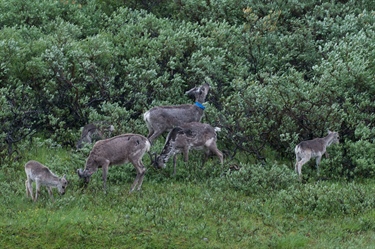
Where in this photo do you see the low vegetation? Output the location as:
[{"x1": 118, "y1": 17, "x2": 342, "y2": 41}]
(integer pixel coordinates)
[{"x1": 1, "y1": 143, "x2": 375, "y2": 248}]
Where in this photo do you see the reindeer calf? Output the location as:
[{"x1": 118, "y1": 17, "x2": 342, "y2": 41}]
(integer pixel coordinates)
[
  {"x1": 25, "y1": 160, "x2": 68, "y2": 202},
  {"x1": 155, "y1": 122, "x2": 223, "y2": 175},
  {"x1": 295, "y1": 130, "x2": 339, "y2": 181}
]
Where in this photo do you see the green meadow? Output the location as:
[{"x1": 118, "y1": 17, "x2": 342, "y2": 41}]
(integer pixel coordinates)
[{"x1": 1, "y1": 143, "x2": 375, "y2": 249}]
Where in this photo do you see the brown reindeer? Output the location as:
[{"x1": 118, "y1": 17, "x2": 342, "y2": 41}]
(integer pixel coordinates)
[
  {"x1": 295, "y1": 130, "x2": 339, "y2": 181},
  {"x1": 76, "y1": 123, "x2": 115, "y2": 149},
  {"x1": 25, "y1": 160, "x2": 68, "y2": 202},
  {"x1": 143, "y1": 83, "x2": 210, "y2": 144},
  {"x1": 77, "y1": 134, "x2": 150, "y2": 192},
  {"x1": 154, "y1": 122, "x2": 223, "y2": 175}
]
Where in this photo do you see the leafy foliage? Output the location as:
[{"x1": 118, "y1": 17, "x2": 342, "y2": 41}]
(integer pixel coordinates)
[
  {"x1": 1, "y1": 0, "x2": 375, "y2": 180},
  {"x1": 1, "y1": 144, "x2": 375, "y2": 248},
  {"x1": 219, "y1": 162, "x2": 296, "y2": 195}
]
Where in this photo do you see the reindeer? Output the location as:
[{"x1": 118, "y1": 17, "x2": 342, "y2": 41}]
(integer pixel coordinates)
[
  {"x1": 25, "y1": 160, "x2": 68, "y2": 202},
  {"x1": 76, "y1": 122, "x2": 115, "y2": 149},
  {"x1": 77, "y1": 134, "x2": 151, "y2": 192},
  {"x1": 154, "y1": 122, "x2": 223, "y2": 175},
  {"x1": 295, "y1": 130, "x2": 339, "y2": 181},
  {"x1": 143, "y1": 83, "x2": 210, "y2": 144}
]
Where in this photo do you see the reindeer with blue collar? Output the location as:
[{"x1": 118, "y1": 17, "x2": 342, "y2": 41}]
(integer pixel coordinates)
[{"x1": 143, "y1": 83, "x2": 210, "y2": 144}]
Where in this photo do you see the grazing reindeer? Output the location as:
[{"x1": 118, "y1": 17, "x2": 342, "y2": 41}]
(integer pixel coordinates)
[
  {"x1": 76, "y1": 123, "x2": 115, "y2": 149},
  {"x1": 143, "y1": 83, "x2": 210, "y2": 143},
  {"x1": 154, "y1": 122, "x2": 223, "y2": 175},
  {"x1": 25, "y1": 160, "x2": 68, "y2": 202},
  {"x1": 295, "y1": 130, "x2": 339, "y2": 181},
  {"x1": 77, "y1": 134, "x2": 151, "y2": 192}
]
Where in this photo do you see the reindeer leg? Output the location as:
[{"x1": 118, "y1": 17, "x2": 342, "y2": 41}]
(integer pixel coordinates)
[
  {"x1": 47, "y1": 187, "x2": 54, "y2": 202},
  {"x1": 129, "y1": 172, "x2": 139, "y2": 193},
  {"x1": 217, "y1": 151, "x2": 224, "y2": 165},
  {"x1": 297, "y1": 162, "x2": 303, "y2": 182},
  {"x1": 136, "y1": 162, "x2": 146, "y2": 191},
  {"x1": 297, "y1": 157, "x2": 311, "y2": 182},
  {"x1": 201, "y1": 151, "x2": 208, "y2": 168},
  {"x1": 148, "y1": 130, "x2": 163, "y2": 144},
  {"x1": 173, "y1": 155, "x2": 177, "y2": 175},
  {"x1": 102, "y1": 160, "x2": 110, "y2": 191},
  {"x1": 147, "y1": 130, "x2": 154, "y2": 142},
  {"x1": 315, "y1": 156, "x2": 322, "y2": 176},
  {"x1": 325, "y1": 152, "x2": 329, "y2": 158},
  {"x1": 183, "y1": 146, "x2": 189, "y2": 162},
  {"x1": 211, "y1": 146, "x2": 224, "y2": 165},
  {"x1": 35, "y1": 180, "x2": 41, "y2": 202},
  {"x1": 25, "y1": 180, "x2": 29, "y2": 198},
  {"x1": 130, "y1": 162, "x2": 146, "y2": 192},
  {"x1": 26, "y1": 179, "x2": 33, "y2": 200},
  {"x1": 295, "y1": 156, "x2": 300, "y2": 175}
]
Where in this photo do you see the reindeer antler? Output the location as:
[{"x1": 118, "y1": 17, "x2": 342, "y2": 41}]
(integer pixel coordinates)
[{"x1": 147, "y1": 151, "x2": 159, "y2": 169}]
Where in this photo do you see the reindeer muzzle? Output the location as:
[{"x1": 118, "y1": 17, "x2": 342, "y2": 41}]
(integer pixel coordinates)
[
  {"x1": 153, "y1": 160, "x2": 161, "y2": 169},
  {"x1": 77, "y1": 169, "x2": 92, "y2": 182},
  {"x1": 153, "y1": 156, "x2": 167, "y2": 169}
]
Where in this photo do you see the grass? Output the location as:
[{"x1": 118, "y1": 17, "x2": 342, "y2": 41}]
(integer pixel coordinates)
[{"x1": 1, "y1": 144, "x2": 375, "y2": 248}]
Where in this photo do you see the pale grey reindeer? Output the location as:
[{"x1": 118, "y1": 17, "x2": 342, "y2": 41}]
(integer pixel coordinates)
[
  {"x1": 77, "y1": 134, "x2": 151, "y2": 192},
  {"x1": 143, "y1": 83, "x2": 210, "y2": 144},
  {"x1": 25, "y1": 160, "x2": 68, "y2": 202},
  {"x1": 76, "y1": 123, "x2": 115, "y2": 149},
  {"x1": 154, "y1": 122, "x2": 223, "y2": 175},
  {"x1": 295, "y1": 130, "x2": 340, "y2": 181}
]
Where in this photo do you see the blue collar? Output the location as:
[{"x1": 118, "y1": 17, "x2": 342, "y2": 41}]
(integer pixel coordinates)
[{"x1": 195, "y1": 102, "x2": 206, "y2": 110}]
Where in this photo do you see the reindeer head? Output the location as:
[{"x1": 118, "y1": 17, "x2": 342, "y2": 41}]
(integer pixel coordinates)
[
  {"x1": 77, "y1": 151, "x2": 101, "y2": 183},
  {"x1": 149, "y1": 151, "x2": 166, "y2": 170},
  {"x1": 154, "y1": 155, "x2": 168, "y2": 169},
  {"x1": 327, "y1": 130, "x2": 340, "y2": 145},
  {"x1": 77, "y1": 168, "x2": 94, "y2": 183},
  {"x1": 185, "y1": 83, "x2": 210, "y2": 103},
  {"x1": 57, "y1": 175, "x2": 68, "y2": 195}
]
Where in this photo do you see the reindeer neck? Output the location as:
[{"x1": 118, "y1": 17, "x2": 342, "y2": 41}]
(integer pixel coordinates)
[
  {"x1": 195, "y1": 94, "x2": 207, "y2": 104},
  {"x1": 160, "y1": 141, "x2": 180, "y2": 162},
  {"x1": 161, "y1": 152, "x2": 172, "y2": 162},
  {"x1": 84, "y1": 156, "x2": 99, "y2": 173},
  {"x1": 323, "y1": 133, "x2": 336, "y2": 147},
  {"x1": 44, "y1": 175, "x2": 61, "y2": 187},
  {"x1": 195, "y1": 102, "x2": 206, "y2": 110}
]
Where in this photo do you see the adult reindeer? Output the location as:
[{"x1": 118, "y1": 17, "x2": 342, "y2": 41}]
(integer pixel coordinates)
[
  {"x1": 77, "y1": 134, "x2": 150, "y2": 192},
  {"x1": 295, "y1": 130, "x2": 339, "y2": 181},
  {"x1": 76, "y1": 123, "x2": 115, "y2": 149},
  {"x1": 154, "y1": 122, "x2": 223, "y2": 175},
  {"x1": 143, "y1": 83, "x2": 210, "y2": 144}
]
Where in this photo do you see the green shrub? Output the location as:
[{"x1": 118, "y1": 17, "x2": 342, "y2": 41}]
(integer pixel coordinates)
[
  {"x1": 1, "y1": 0, "x2": 375, "y2": 182},
  {"x1": 221, "y1": 162, "x2": 296, "y2": 195},
  {"x1": 277, "y1": 182, "x2": 375, "y2": 218},
  {"x1": 346, "y1": 124, "x2": 375, "y2": 178}
]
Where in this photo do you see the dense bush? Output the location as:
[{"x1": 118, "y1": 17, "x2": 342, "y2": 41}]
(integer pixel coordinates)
[
  {"x1": 217, "y1": 163, "x2": 296, "y2": 195},
  {"x1": 1, "y1": 0, "x2": 375, "y2": 180}
]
